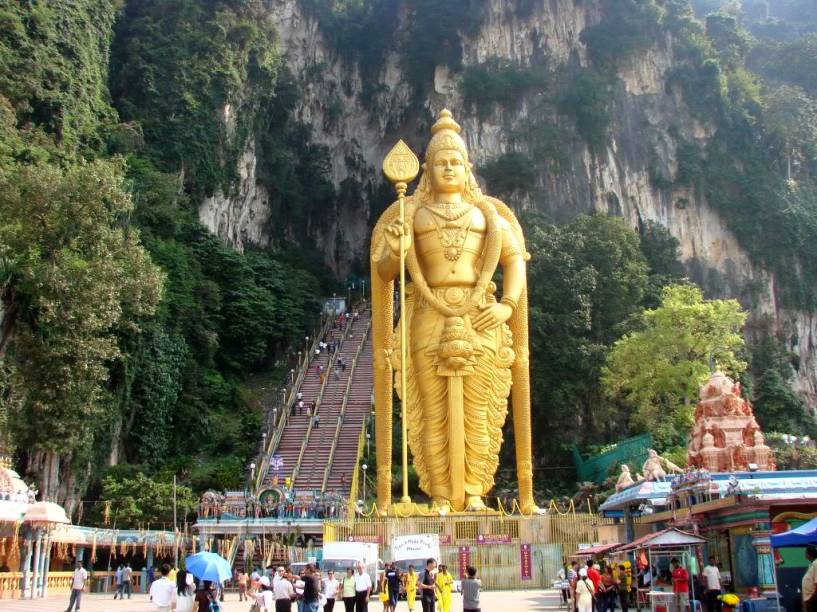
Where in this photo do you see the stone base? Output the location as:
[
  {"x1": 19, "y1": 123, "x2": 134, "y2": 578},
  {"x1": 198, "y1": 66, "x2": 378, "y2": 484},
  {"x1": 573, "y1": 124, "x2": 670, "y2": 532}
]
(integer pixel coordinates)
[{"x1": 384, "y1": 501, "x2": 501, "y2": 517}]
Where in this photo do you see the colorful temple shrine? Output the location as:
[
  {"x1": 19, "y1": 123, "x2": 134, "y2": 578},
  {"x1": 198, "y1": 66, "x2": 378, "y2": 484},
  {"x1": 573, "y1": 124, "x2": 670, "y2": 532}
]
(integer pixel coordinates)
[{"x1": 601, "y1": 372, "x2": 817, "y2": 612}]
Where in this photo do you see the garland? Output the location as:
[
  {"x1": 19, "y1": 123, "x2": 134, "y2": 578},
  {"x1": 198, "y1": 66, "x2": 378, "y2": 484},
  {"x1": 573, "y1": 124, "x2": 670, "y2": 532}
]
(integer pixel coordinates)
[{"x1": 404, "y1": 197, "x2": 503, "y2": 317}]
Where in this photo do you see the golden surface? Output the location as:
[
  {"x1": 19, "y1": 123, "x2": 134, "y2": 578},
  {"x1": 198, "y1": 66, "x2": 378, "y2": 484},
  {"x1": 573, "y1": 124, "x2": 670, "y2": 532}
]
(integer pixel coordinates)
[{"x1": 371, "y1": 109, "x2": 537, "y2": 514}]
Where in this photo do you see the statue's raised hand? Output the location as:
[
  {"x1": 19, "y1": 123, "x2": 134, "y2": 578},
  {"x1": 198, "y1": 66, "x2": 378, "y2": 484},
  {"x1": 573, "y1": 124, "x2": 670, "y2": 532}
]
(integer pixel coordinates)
[{"x1": 385, "y1": 219, "x2": 411, "y2": 258}]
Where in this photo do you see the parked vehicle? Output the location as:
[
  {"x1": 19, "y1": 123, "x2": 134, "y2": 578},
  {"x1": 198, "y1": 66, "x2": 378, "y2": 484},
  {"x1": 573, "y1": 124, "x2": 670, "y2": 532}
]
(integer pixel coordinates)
[{"x1": 321, "y1": 541, "x2": 380, "y2": 586}]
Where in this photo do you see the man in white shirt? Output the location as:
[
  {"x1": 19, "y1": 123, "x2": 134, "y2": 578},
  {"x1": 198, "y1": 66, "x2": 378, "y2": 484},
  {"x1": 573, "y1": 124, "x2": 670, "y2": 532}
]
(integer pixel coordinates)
[
  {"x1": 65, "y1": 560, "x2": 88, "y2": 612},
  {"x1": 323, "y1": 569, "x2": 340, "y2": 612},
  {"x1": 273, "y1": 572, "x2": 295, "y2": 612},
  {"x1": 353, "y1": 563, "x2": 373, "y2": 612},
  {"x1": 148, "y1": 564, "x2": 176, "y2": 612},
  {"x1": 703, "y1": 556, "x2": 722, "y2": 612}
]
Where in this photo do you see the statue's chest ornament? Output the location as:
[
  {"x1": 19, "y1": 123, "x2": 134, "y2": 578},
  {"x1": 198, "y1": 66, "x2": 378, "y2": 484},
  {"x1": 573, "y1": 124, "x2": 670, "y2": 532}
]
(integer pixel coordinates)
[{"x1": 428, "y1": 204, "x2": 473, "y2": 266}]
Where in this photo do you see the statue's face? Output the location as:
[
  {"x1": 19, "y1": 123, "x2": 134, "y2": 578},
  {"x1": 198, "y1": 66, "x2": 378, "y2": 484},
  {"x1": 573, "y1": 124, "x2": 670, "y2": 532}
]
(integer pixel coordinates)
[{"x1": 429, "y1": 149, "x2": 467, "y2": 194}]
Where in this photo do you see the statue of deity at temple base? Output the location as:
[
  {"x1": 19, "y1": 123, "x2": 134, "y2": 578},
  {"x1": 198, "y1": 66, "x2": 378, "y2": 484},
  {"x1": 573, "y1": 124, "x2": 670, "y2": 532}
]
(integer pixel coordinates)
[{"x1": 370, "y1": 109, "x2": 537, "y2": 513}]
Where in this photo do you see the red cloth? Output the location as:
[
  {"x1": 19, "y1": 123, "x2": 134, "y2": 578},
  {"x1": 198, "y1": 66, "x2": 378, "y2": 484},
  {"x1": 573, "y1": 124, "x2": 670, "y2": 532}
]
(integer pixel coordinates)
[
  {"x1": 672, "y1": 567, "x2": 690, "y2": 594},
  {"x1": 587, "y1": 567, "x2": 601, "y2": 592}
]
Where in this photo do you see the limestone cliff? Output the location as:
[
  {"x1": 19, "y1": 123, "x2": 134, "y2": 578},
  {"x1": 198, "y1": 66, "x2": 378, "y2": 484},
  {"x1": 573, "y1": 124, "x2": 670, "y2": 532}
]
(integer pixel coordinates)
[{"x1": 198, "y1": 0, "x2": 816, "y2": 405}]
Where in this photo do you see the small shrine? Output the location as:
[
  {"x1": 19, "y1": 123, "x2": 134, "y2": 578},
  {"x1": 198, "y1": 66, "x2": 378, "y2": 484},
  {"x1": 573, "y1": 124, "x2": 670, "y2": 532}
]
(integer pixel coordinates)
[{"x1": 687, "y1": 371, "x2": 774, "y2": 474}]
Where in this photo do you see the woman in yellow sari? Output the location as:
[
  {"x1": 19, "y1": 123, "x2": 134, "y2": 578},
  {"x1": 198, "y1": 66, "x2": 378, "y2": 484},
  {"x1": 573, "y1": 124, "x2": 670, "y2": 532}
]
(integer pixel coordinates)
[
  {"x1": 404, "y1": 565, "x2": 418, "y2": 611},
  {"x1": 435, "y1": 565, "x2": 454, "y2": 612},
  {"x1": 378, "y1": 572, "x2": 391, "y2": 611}
]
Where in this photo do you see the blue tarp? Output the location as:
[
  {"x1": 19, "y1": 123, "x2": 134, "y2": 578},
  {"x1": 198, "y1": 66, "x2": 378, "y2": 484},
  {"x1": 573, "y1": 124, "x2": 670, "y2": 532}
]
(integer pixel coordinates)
[{"x1": 770, "y1": 517, "x2": 817, "y2": 548}]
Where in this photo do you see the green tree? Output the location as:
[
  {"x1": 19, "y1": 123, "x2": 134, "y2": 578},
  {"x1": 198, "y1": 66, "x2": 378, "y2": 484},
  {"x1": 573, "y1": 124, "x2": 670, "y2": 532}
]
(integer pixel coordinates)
[
  {"x1": 750, "y1": 336, "x2": 817, "y2": 436},
  {"x1": 100, "y1": 472, "x2": 197, "y2": 529},
  {"x1": 519, "y1": 213, "x2": 679, "y2": 469},
  {"x1": 0, "y1": 155, "x2": 163, "y2": 502},
  {"x1": 602, "y1": 285, "x2": 747, "y2": 448}
]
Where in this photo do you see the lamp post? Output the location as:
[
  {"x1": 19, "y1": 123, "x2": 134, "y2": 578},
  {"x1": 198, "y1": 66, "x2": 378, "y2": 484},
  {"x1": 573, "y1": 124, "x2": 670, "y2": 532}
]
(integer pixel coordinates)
[
  {"x1": 362, "y1": 464, "x2": 368, "y2": 504},
  {"x1": 249, "y1": 462, "x2": 256, "y2": 495},
  {"x1": 361, "y1": 279, "x2": 366, "y2": 301},
  {"x1": 291, "y1": 368, "x2": 295, "y2": 384},
  {"x1": 261, "y1": 432, "x2": 267, "y2": 454}
]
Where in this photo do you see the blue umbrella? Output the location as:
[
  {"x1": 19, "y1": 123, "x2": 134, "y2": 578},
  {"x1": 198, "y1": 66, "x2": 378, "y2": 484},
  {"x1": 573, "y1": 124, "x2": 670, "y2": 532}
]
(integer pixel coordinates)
[{"x1": 185, "y1": 552, "x2": 232, "y2": 584}]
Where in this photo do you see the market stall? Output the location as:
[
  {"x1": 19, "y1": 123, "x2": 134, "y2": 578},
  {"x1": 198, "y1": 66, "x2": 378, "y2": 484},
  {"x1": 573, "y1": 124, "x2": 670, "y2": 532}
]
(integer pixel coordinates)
[{"x1": 617, "y1": 528, "x2": 706, "y2": 612}]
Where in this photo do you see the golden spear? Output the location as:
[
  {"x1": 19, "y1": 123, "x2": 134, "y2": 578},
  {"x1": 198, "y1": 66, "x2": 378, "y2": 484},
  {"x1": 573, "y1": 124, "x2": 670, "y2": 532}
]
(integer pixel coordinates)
[{"x1": 382, "y1": 140, "x2": 419, "y2": 506}]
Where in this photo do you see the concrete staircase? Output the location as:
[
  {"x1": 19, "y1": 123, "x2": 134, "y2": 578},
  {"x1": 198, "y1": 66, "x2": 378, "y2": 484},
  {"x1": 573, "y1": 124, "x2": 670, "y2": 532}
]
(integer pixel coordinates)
[{"x1": 262, "y1": 307, "x2": 373, "y2": 500}]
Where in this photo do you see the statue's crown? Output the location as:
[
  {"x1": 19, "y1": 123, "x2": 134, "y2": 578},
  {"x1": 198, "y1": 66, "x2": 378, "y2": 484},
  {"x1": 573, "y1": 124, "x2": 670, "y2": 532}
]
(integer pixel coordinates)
[{"x1": 426, "y1": 108, "x2": 469, "y2": 163}]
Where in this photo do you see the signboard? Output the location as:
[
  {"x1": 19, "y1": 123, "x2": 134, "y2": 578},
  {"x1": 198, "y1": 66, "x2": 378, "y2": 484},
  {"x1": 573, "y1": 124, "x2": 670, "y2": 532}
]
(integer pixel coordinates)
[
  {"x1": 476, "y1": 534, "x2": 512, "y2": 545},
  {"x1": 458, "y1": 546, "x2": 471, "y2": 579},
  {"x1": 391, "y1": 534, "x2": 440, "y2": 562},
  {"x1": 439, "y1": 535, "x2": 452, "y2": 545},
  {"x1": 520, "y1": 543, "x2": 532, "y2": 580},
  {"x1": 347, "y1": 535, "x2": 383, "y2": 544}
]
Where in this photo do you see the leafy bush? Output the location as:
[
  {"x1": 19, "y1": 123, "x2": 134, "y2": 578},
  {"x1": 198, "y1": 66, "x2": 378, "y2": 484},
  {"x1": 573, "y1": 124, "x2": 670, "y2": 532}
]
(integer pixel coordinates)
[
  {"x1": 460, "y1": 57, "x2": 548, "y2": 119},
  {"x1": 480, "y1": 152, "x2": 537, "y2": 198},
  {"x1": 557, "y1": 67, "x2": 614, "y2": 151},
  {"x1": 580, "y1": 0, "x2": 663, "y2": 68}
]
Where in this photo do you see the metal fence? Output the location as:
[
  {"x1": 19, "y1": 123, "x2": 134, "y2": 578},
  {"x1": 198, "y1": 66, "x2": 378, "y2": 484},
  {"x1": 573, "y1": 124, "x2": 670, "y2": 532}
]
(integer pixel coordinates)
[
  {"x1": 323, "y1": 512, "x2": 612, "y2": 590},
  {"x1": 573, "y1": 433, "x2": 653, "y2": 483}
]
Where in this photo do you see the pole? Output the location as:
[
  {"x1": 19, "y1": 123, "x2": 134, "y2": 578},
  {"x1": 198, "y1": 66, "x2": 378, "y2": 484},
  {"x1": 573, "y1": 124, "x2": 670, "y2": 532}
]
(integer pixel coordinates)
[
  {"x1": 382, "y1": 139, "x2": 419, "y2": 509},
  {"x1": 173, "y1": 475, "x2": 178, "y2": 568},
  {"x1": 397, "y1": 184, "x2": 411, "y2": 504}
]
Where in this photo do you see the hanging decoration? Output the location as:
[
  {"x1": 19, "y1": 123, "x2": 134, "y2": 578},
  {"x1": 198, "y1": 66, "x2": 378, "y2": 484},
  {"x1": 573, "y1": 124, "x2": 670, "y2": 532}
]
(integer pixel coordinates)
[
  {"x1": 90, "y1": 532, "x2": 98, "y2": 563},
  {"x1": 103, "y1": 501, "x2": 111, "y2": 526}
]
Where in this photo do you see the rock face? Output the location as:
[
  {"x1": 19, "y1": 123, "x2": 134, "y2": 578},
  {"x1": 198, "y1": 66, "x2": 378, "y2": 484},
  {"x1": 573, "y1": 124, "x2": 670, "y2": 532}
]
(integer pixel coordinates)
[{"x1": 198, "y1": 0, "x2": 816, "y2": 405}]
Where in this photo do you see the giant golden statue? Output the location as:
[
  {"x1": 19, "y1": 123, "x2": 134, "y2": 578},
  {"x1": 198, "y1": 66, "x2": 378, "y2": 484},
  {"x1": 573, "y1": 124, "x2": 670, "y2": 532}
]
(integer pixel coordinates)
[{"x1": 370, "y1": 109, "x2": 537, "y2": 513}]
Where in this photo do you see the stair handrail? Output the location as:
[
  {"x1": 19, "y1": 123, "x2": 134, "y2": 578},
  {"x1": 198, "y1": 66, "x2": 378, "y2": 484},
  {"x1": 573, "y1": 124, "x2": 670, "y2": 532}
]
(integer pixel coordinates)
[
  {"x1": 347, "y1": 419, "x2": 367, "y2": 518},
  {"x1": 321, "y1": 320, "x2": 371, "y2": 492},
  {"x1": 254, "y1": 316, "x2": 332, "y2": 493},
  {"x1": 226, "y1": 534, "x2": 240, "y2": 568},
  {"x1": 289, "y1": 316, "x2": 354, "y2": 487}
]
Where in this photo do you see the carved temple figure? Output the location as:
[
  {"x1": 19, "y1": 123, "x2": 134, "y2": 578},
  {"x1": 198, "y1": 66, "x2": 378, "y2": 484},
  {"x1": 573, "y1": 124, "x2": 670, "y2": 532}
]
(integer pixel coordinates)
[
  {"x1": 642, "y1": 449, "x2": 684, "y2": 482},
  {"x1": 616, "y1": 464, "x2": 636, "y2": 491},
  {"x1": 370, "y1": 109, "x2": 536, "y2": 513},
  {"x1": 687, "y1": 371, "x2": 775, "y2": 472}
]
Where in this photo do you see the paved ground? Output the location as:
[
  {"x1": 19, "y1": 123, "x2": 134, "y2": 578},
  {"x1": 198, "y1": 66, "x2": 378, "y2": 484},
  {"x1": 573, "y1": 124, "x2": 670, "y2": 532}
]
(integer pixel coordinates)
[{"x1": 0, "y1": 588, "x2": 563, "y2": 611}]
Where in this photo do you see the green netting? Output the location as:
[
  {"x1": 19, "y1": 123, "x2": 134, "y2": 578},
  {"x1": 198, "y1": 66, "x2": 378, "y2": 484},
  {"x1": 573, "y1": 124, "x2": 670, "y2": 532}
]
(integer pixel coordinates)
[{"x1": 572, "y1": 433, "x2": 653, "y2": 483}]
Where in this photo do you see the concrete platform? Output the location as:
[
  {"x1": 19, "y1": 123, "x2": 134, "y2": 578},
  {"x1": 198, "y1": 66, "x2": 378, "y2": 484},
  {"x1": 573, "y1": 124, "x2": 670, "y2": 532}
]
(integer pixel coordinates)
[{"x1": 0, "y1": 588, "x2": 563, "y2": 611}]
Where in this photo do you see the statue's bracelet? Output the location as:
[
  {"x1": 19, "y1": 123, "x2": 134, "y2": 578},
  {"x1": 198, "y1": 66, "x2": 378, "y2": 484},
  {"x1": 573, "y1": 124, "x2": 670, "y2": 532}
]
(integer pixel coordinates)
[{"x1": 500, "y1": 296, "x2": 518, "y2": 311}]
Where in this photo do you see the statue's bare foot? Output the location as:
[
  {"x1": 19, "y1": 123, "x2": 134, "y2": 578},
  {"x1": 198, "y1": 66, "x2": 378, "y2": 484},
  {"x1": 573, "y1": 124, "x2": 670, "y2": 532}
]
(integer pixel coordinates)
[
  {"x1": 466, "y1": 496, "x2": 486, "y2": 511},
  {"x1": 432, "y1": 497, "x2": 452, "y2": 514},
  {"x1": 520, "y1": 500, "x2": 546, "y2": 515}
]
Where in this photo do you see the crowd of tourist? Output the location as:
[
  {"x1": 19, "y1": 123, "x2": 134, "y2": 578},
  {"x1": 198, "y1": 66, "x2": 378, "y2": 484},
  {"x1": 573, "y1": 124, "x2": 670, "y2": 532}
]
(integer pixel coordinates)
[
  {"x1": 562, "y1": 556, "x2": 701, "y2": 612},
  {"x1": 213, "y1": 558, "x2": 481, "y2": 612},
  {"x1": 199, "y1": 495, "x2": 347, "y2": 521}
]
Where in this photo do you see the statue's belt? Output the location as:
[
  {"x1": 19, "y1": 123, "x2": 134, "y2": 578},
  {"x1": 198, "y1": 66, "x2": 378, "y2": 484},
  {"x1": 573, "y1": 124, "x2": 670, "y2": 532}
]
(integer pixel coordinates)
[{"x1": 411, "y1": 284, "x2": 494, "y2": 310}]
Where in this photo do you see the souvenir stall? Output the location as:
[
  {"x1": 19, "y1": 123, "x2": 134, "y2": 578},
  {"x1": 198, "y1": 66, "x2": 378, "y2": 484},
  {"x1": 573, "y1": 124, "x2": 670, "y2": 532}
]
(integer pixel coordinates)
[{"x1": 617, "y1": 528, "x2": 706, "y2": 612}]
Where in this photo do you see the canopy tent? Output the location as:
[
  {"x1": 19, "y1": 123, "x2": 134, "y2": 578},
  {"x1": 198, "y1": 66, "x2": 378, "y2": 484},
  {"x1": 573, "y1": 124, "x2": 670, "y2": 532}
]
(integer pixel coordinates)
[
  {"x1": 619, "y1": 528, "x2": 706, "y2": 612},
  {"x1": 770, "y1": 516, "x2": 817, "y2": 548},
  {"x1": 618, "y1": 528, "x2": 706, "y2": 552},
  {"x1": 574, "y1": 542, "x2": 621, "y2": 557}
]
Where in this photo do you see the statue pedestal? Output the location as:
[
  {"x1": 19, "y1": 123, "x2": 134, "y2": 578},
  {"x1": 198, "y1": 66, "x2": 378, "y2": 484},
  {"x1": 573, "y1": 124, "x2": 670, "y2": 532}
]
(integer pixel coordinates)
[{"x1": 383, "y1": 502, "x2": 501, "y2": 518}]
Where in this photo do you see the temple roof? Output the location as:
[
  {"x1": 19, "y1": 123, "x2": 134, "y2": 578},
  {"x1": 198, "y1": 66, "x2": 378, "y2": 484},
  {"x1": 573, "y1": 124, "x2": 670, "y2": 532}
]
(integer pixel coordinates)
[{"x1": 600, "y1": 469, "x2": 817, "y2": 514}]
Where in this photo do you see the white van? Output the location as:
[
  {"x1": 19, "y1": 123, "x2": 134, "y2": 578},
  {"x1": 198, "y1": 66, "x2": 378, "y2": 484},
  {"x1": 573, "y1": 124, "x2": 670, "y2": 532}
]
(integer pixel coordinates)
[{"x1": 321, "y1": 541, "x2": 379, "y2": 586}]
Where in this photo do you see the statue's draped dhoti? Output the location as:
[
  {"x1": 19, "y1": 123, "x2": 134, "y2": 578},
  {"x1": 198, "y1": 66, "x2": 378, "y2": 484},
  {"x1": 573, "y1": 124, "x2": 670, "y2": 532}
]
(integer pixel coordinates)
[{"x1": 393, "y1": 283, "x2": 514, "y2": 506}]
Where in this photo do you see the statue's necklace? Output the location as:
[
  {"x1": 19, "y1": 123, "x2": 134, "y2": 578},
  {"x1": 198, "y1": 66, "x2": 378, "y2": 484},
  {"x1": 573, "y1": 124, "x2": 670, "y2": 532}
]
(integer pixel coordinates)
[
  {"x1": 429, "y1": 207, "x2": 473, "y2": 265},
  {"x1": 429, "y1": 201, "x2": 473, "y2": 222}
]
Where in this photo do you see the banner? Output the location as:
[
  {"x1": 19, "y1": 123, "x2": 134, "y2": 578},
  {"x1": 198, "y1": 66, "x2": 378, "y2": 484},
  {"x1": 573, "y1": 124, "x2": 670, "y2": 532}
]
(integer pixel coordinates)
[
  {"x1": 476, "y1": 534, "x2": 512, "y2": 545},
  {"x1": 520, "y1": 543, "x2": 532, "y2": 580},
  {"x1": 458, "y1": 546, "x2": 471, "y2": 579},
  {"x1": 347, "y1": 535, "x2": 383, "y2": 544},
  {"x1": 439, "y1": 534, "x2": 452, "y2": 545}
]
